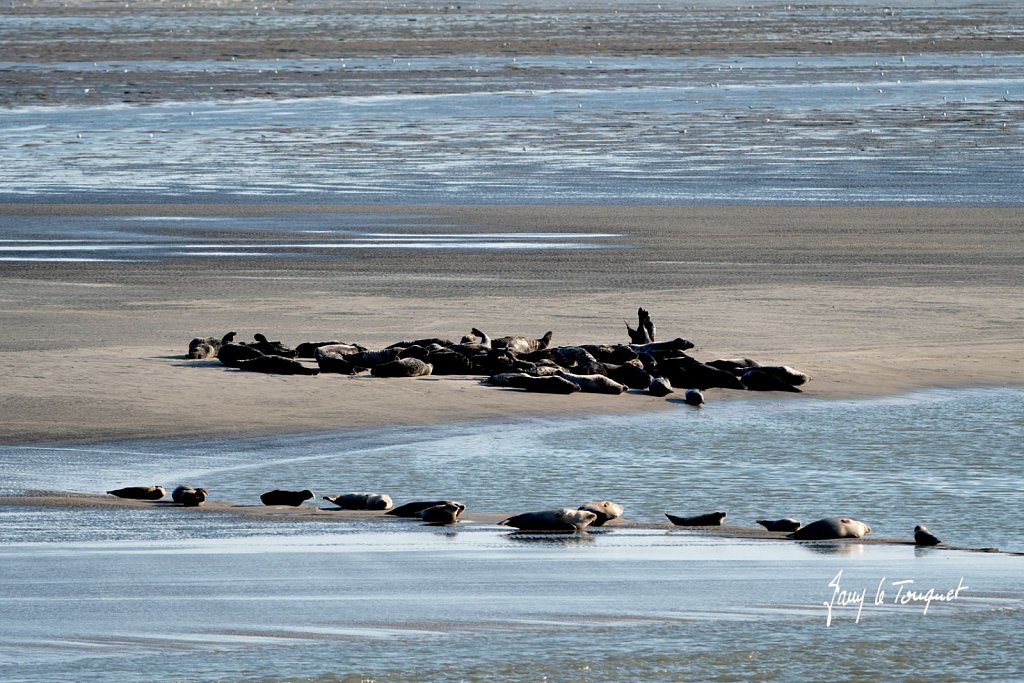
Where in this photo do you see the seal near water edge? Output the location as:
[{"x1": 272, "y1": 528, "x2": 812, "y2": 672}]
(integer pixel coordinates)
[
  {"x1": 757, "y1": 518, "x2": 802, "y2": 532},
  {"x1": 323, "y1": 493, "x2": 394, "y2": 511},
  {"x1": 578, "y1": 500, "x2": 624, "y2": 527},
  {"x1": 914, "y1": 524, "x2": 942, "y2": 546},
  {"x1": 178, "y1": 487, "x2": 208, "y2": 507},
  {"x1": 665, "y1": 511, "x2": 727, "y2": 526},
  {"x1": 107, "y1": 485, "x2": 166, "y2": 500},
  {"x1": 260, "y1": 489, "x2": 315, "y2": 507},
  {"x1": 387, "y1": 500, "x2": 456, "y2": 517},
  {"x1": 555, "y1": 370, "x2": 628, "y2": 395},
  {"x1": 648, "y1": 376, "x2": 674, "y2": 397},
  {"x1": 788, "y1": 517, "x2": 871, "y2": 540},
  {"x1": 420, "y1": 502, "x2": 466, "y2": 524},
  {"x1": 498, "y1": 508, "x2": 599, "y2": 532},
  {"x1": 683, "y1": 388, "x2": 705, "y2": 406}
]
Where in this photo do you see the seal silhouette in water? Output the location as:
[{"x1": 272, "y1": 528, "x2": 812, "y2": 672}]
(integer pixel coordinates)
[
  {"x1": 665, "y1": 511, "x2": 727, "y2": 526},
  {"x1": 499, "y1": 508, "x2": 598, "y2": 532},
  {"x1": 788, "y1": 517, "x2": 871, "y2": 540},
  {"x1": 260, "y1": 489, "x2": 315, "y2": 507},
  {"x1": 107, "y1": 485, "x2": 166, "y2": 500},
  {"x1": 757, "y1": 518, "x2": 802, "y2": 532},
  {"x1": 914, "y1": 524, "x2": 942, "y2": 546}
]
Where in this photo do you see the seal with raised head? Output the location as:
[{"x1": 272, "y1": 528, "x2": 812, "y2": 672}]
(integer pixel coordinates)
[
  {"x1": 684, "y1": 388, "x2": 705, "y2": 406},
  {"x1": 107, "y1": 485, "x2": 166, "y2": 500},
  {"x1": 251, "y1": 333, "x2": 297, "y2": 358},
  {"x1": 757, "y1": 518, "x2": 802, "y2": 532},
  {"x1": 578, "y1": 500, "x2": 624, "y2": 527},
  {"x1": 260, "y1": 489, "x2": 315, "y2": 507},
  {"x1": 421, "y1": 502, "x2": 466, "y2": 524},
  {"x1": 498, "y1": 508, "x2": 598, "y2": 532},
  {"x1": 914, "y1": 524, "x2": 942, "y2": 546},
  {"x1": 665, "y1": 511, "x2": 727, "y2": 526},
  {"x1": 788, "y1": 517, "x2": 871, "y2": 540},
  {"x1": 323, "y1": 493, "x2": 394, "y2": 511}
]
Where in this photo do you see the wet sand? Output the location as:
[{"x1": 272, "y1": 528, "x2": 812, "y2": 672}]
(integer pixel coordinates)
[{"x1": 1, "y1": 203, "x2": 1022, "y2": 445}]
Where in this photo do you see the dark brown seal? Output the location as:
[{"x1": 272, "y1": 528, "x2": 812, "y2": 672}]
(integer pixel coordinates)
[
  {"x1": 107, "y1": 485, "x2": 166, "y2": 500},
  {"x1": 260, "y1": 489, "x2": 315, "y2": 506},
  {"x1": 665, "y1": 511, "x2": 727, "y2": 526}
]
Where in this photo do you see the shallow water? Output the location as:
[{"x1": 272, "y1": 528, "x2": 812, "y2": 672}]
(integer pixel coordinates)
[{"x1": 1, "y1": 389, "x2": 1022, "y2": 682}]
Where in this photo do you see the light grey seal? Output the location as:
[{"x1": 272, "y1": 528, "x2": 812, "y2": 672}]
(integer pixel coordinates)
[
  {"x1": 107, "y1": 485, "x2": 166, "y2": 500},
  {"x1": 370, "y1": 357, "x2": 433, "y2": 378},
  {"x1": 757, "y1": 518, "x2": 802, "y2": 532},
  {"x1": 555, "y1": 370, "x2": 628, "y2": 395},
  {"x1": 487, "y1": 374, "x2": 582, "y2": 394},
  {"x1": 315, "y1": 351, "x2": 362, "y2": 375},
  {"x1": 665, "y1": 511, "x2": 727, "y2": 526},
  {"x1": 323, "y1": 493, "x2": 394, "y2": 511},
  {"x1": 498, "y1": 508, "x2": 598, "y2": 532},
  {"x1": 629, "y1": 337, "x2": 695, "y2": 355},
  {"x1": 260, "y1": 489, "x2": 315, "y2": 507},
  {"x1": 492, "y1": 331, "x2": 553, "y2": 354},
  {"x1": 914, "y1": 524, "x2": 942, "y2": 546},
  {"x1": 578, "y1": 500, "x2": 624, "y2": 527},
  {"x1": 788, "y1": 517, "x2": 871, "y2": 540},
  {"x1": 421, "y1": 502, "x2": 466, "y2": 524}
]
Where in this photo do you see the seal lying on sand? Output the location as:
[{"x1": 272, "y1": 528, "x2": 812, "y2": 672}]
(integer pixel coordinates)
[
  {"x1": 370, "y1": 358, "x2": 432, "y2": 378},
  {"x1": 235, "y1": 355, "x2": 319, "y2": 375},
  {"x1": 492, "y1": 331, "x2": 553, "y2": 354},
  {"x1": 684, "y1": 388, "x2": 705, "y2": 406},
  {"x1": 421, "y1": 502, "x2": 466, "y2": 524},
  {"x1": 625, "y1": 307, "x2": 656, "y2": 344},
  {"x1": 555, "y1": 370, "x2": 628, "y2": 395},
  {"x1": 251, "y1": 333, "x2": 296, "y2": 358},
  {"x1": 665, "y1": 511, "x2": 727, "y2": 526},
  {"x1": 107, "y1": 485, "x2": 166, "y2": 500},
  {"x1": 187, "y1": 331, "x2": 235, "y2": 359},
  {"x1": 648, "y1": 376, "x2": 674, "y2": 397},
  {"x1": 323, "y1": 493, "x2": 394, "y2": 511},
  {"x1": 578, "y1": 501, "x2": 624, "y2": 527},
  {"x1": 788, "y1": 517, "x2": 871, "y2": 540},
  {"x1": 741, "y1": 368, "x2": 803, "y2": 393},
  {"x1": 387, "y1": 500, "x2": 457, "y2": 517},
  {"x1": 486, "y1": 373, "x2": 581, "y2": 394},
  {"x1": 217, "y1": 342, "x2": 264, "y2": 367},
  {"x1": 498, "y1": 508, "x2": 598, "y2": 532},
  {"x1": 294, "y1": 340, "x2": 342, "y2": 358},
  {"x1": 260, "y1": 489, "x2": 315, "y2": 507},
  {"x1": 757, "y1": 518, "x2": 802, "y2": 532},
  {"x1": 914, "y1": 524, "x2": 942, "y2": 546},
  {"x1": 177, "y1": 487, "x2": 208, "y2": 507}
]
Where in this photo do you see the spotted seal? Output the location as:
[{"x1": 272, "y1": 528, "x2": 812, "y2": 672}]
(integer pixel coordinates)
[
  {"x1": 323, "y1": 493, "x2": 394, "y2": 511},
  {"x1": 498, "y1": 508, "x2": 598, "y2": 532},
  {"x1": 578, "y1": 500, "x2": 624, "y2": 527}
]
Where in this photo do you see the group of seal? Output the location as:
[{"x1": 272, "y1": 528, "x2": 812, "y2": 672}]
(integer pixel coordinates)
[
  {"x1": 103, "y1": 486, "x2": 941, "y2": 544},
  {"x1": 184, "y1": 307, "x2": 810, "y2": 404}
]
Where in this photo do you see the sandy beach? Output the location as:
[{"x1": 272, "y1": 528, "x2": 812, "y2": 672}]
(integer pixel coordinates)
[{"x1": 0, "y1": 203, "x2": 1020, "y2": 444}]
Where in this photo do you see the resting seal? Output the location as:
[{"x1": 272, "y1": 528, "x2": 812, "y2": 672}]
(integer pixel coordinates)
[
  {"x1": 294, "y1": 340, "x2": 342, "y2": 358},
  {"x1": 555, "y1": 370, "x2": 628, "y2": 395},
  {"x1": 741, "y1": 369, "x2": 802, "y2": 393},
  {"x1": 260, "y1": 489, "x2": 315, "y2": 507},
  {"x1": 217, "y1": 342, "x2": 264, "y2": 367},
  {"x1": 251, "y1": 333, "x2": 297, "y2": 358},
  {"x1": 323, "y1": 493, "x2": 394, "y2": 511},
  {"x1": 665, "y1": 511, "x2": 727, "y2": 526},
  {"x1": 757, "y1": 518, "x2": 802, "y2": 532},
  {"x1": 235, "y1": 355, "x2": 319, "y2": 375},
  {"x1": 578, "y1": 500, "x2": 624, "y2": 527},
  {"x1": 107, "y1": 485, "x2": 166, "y2": 500},
  {"x1": 492, "y1": 331, "x2": 553, "y2": 354},
  {"x1": 421, "y1": 502, "x2": 466, "y2": 524},
  {"x1": 648, "y1": 376, "x2": 674, "y2": 397},
  {"x1": 178, "y1": 487, "x2": 208, "y2": 507},
  {"x1": 487, "y1": 374, "x2": 581, "y2": 394},
  {"x1": 370, "y1": 358, "x2": 433, "y2": 378},
  {"x1": 788, "y1": 517, "x2": 871, "y2": 540},
  {"x1": 684, "y1": 388, "x2": 705, "y2": 406},
  {"x1": 316, "y1": 351, "x2": 362, "y2": 375},
  {"x1": 387, "y1": 500, "x2": 456, "y2": 517},
  {"x1": 914, "y1": 524, "x2": 942, "y2": 546},
  {"x1": 498, "y1": 508, "x2": 598, "y2": 532}
]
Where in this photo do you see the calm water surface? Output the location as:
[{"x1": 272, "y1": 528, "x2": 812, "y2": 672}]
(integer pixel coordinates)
[{"x1": 1, "y1": 389, "x2": 1022, "y2": 682}]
